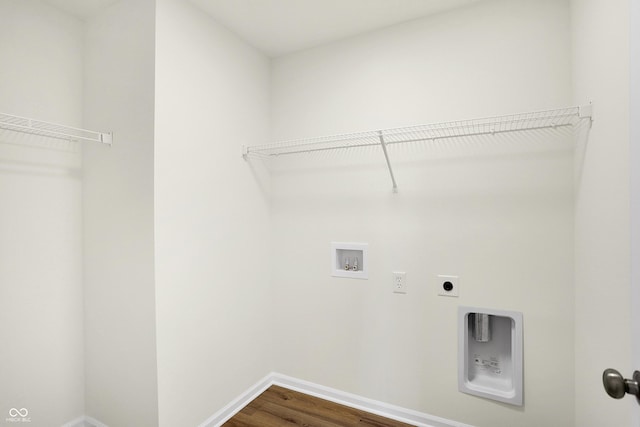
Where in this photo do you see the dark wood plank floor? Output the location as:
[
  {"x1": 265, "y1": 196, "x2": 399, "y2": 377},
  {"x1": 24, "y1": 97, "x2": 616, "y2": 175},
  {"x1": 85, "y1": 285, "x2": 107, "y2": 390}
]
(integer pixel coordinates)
[{"x1": 223, "y1": 385, "x2": 415, "y2": 427}]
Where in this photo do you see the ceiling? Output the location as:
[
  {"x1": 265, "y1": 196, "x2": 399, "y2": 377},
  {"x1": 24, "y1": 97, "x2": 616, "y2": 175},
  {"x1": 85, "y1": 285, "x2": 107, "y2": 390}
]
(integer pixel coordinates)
[
  {"x1": 42, "y1": 0, "x2": 479, "y2": 57},
  {"x1": 190, "y1": 0, "x2": 479, "y2": 57}
]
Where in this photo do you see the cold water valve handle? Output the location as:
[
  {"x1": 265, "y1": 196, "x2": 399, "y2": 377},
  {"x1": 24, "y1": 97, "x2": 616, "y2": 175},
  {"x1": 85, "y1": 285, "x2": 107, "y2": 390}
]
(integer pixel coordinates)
[{"x1": 603, "y1": 369, "x2": 640, "y2": 404}]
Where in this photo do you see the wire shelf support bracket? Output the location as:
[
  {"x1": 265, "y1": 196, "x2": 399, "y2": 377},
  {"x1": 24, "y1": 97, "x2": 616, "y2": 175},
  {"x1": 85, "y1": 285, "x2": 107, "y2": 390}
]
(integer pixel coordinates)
[
  {"x1": 578, "y1": 104, "x2": 594, "y2": 126},
  {"x1": 378, "y1": 130, "x2": 398, "y2": 193},
  {"x1": 0, "y1": 112, "x2": 113, "y2": 145},
  {"x1": 242, "y1": 104, "x2": 593, "y2": 192}
]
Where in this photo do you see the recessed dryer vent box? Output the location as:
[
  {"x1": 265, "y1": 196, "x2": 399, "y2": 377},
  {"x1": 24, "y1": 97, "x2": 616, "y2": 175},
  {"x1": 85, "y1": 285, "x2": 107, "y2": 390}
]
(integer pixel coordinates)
[
  {"x1": 458, "y1": 306, "x2": 523, "y2": 406},
  {"x1": 331, "y1": 242, "x2": 368, "y2": 279}
]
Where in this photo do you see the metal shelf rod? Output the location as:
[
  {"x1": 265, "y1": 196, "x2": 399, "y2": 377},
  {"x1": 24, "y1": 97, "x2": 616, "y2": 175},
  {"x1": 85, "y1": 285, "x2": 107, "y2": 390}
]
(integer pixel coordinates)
[
  {"x1": 383, "y1": 122, "x2": 574, "y2": 146},
  {"x1": 259, "y1": 141, "x2": 382, "y2": 157},
  {"x1": 248, "y1": 121, "x2": 575, "y2": 158}
]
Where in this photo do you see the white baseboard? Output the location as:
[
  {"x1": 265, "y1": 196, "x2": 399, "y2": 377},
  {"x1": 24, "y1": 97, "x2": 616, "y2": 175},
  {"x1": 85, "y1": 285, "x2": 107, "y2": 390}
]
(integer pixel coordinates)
[
  {"x1": 197, "y1": 373, "x2": 274, "y2": 427},
  {"x1": 67, "y1": 373, "x2": 475, "y2": 427},
  {"x1": 200, "y1": 372, "x2": 476, "y2": 427},
  {"x1": 83, "y1": 416, "x2": 109, "y2": 427},
  {"x1": 61, "y1": 415, "x2": 109, "y2": 427},
  {"x1": 60, "y1": 416, "x2": 86, "y2": 427}
]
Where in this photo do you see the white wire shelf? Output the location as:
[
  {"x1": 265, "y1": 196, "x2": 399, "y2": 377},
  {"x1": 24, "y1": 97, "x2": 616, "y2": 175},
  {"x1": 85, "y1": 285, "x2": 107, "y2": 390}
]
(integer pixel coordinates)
[
  {"x1": 0, "y1": 112, "x2": 112, "y2": 145},
  {"x1": 242, "y1": 105, "x2": 593, "y2": 192},
  {"x1": 243, "y1": 106, "x2": 591, "y2": 158}
]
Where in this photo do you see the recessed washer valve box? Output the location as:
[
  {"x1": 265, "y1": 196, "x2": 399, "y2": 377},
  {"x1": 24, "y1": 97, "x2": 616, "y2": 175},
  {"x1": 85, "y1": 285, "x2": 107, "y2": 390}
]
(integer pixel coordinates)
[{"x1": 330, "y1": 242, "x2": 368, "y2": 279}]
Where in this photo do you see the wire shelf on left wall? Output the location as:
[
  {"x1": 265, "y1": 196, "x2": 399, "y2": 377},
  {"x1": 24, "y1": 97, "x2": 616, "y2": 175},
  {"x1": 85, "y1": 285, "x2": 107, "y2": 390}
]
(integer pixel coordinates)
[{"x1": 0, "y1": 112, "x2": 112, "y2": 145}]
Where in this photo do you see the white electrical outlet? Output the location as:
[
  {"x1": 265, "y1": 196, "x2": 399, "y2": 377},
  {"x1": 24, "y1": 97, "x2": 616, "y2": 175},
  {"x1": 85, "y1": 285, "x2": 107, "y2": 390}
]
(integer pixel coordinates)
[
  {"x1": 393, "y1": 272, "x2": 407, "y2": 294},
  {"x1": 437, "y1": 275, "x2": 459, "y2": 297}
]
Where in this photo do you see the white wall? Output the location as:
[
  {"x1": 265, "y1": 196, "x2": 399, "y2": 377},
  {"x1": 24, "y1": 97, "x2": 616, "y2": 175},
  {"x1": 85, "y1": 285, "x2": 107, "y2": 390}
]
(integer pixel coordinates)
[
  {"x1": 153, "y1": 0, "x2": 272, "y2": 426},
  {"x1": 83, "y1": 0, "x2": 159, "y2": 425},
  {"x1": 631, "y1": 0, "x2": 640, "y2": 424},
  {"x1": 571, "y1": 0, "x2": 632, "y2": 426},
  {"x1": 269, "y1": 1, "x2": 575, "y2": 426},
  {"x1": 0, "y1": 1, "x2": 85, "y2": 426},
  {"x1": 629, "y1": 1, "x2": 640, "y2": 426}
]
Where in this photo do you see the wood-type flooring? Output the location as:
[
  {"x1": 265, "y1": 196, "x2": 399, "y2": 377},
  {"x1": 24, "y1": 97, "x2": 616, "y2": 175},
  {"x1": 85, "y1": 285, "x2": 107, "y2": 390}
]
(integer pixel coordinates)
[{"x1": 223, "y1": 385, "x2": 415, "y2": 427}]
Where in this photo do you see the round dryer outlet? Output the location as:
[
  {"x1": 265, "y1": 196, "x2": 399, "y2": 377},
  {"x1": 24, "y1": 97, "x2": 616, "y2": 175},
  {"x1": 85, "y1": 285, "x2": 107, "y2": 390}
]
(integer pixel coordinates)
[{"x1": 437, "y1": 275, "x2": 459, "y2": 297}]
